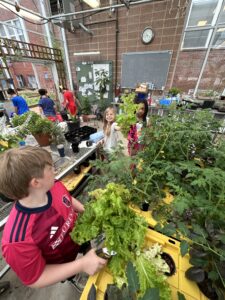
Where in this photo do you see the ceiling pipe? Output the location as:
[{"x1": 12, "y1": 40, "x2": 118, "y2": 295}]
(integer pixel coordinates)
[{"x1": 48, "y1": 0, "x2": 165, "y2": 20}]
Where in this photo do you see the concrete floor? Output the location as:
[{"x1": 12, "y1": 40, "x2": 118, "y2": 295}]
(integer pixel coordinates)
[{"x1": 0, "y1": 270, "x2": 81, "y2": 300}]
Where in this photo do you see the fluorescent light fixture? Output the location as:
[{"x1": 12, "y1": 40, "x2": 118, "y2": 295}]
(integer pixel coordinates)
[
  {"x1": 0, "y1": 0, "x2": 44, "y2": 22},
  {"x1": 82, "y1": 0, "x2": 100, "y2": 8},
  {"x1": 197, "y1": 20, "x2": 207, "y2": 26},
  {"x1": 217, "y1": 28, "x2": 225, "y2": 32},
  {"x1": 73, "y1": 51, "x2": 100, "y2": 55}
]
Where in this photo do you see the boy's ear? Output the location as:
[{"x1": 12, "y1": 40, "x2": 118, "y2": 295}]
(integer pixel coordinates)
[{"x1": 29, "y1": 178, "x2": 41, "y2": 188}]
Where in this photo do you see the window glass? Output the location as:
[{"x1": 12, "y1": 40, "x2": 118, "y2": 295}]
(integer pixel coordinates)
[
  {"x1": 188, "y1": 0, "x2": 218, "y2": 27},
  {"x1": 213, "y1": 27, "x2": 225, "y2": 47},
  {"x1": 0, "y1": 24, "x2": 6, "y2": 37},
  {"x1": 16, "y1": 75, "x2": 25, "y2": 88},
  {"x1": 5, "y1": 21, "x2": 14, "y2": 36},
  {"x1": 183, "y1": 30, "x2": 210, "y2": 48},
  {"x1": 183, "y1": 0, "x2": 225, "y2": 49},
  {"x1": 4, "y1": 19, "x2": 25, "y2": 42},
  {"x1": 218, "y1": 5, "x2": 225, "y2": 24}
]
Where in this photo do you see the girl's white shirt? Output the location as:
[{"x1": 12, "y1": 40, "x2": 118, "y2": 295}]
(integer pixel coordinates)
[{"x1": 103, "y1": 122, "x2": 118, "y2": 152}]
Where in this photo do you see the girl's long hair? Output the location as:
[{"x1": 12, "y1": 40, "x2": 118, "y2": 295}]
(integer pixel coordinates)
[
  {"x1": 134, "y1": 97, "x2": 148, "y2": 125},
  {"x1": 103, "y1": 107, "x2": 116, "y2": 137}
]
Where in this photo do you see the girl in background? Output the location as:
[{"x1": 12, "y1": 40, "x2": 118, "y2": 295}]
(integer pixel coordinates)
[
  {"x1": 128, "y1": 98, "x2": 148, "y2": 156},
  {"x1": 102, "y1": 107, "x2": 120, "y2": 152}
]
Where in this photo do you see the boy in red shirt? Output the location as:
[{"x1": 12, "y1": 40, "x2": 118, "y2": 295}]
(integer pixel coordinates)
[
  {"x1": 0, "y1": 146, "x2": 106, "y2": 288},
  {"x1": 60, "y1": 86, "x2": 81, "y2": 116}
]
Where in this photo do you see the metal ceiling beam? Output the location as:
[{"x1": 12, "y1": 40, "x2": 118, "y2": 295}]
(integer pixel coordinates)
[{"x1": 48, "y1": 0, "x2": 165, "y2": 21}]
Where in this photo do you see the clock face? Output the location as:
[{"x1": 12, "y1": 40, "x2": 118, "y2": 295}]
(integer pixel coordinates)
[{"x1": 141, "y1": 27, "x2": 154, "y2": 44}]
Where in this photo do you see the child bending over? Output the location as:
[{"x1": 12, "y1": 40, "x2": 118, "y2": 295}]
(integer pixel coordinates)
[{"x1": 0, "y1": 146, "x2": 106, "y2": 288}]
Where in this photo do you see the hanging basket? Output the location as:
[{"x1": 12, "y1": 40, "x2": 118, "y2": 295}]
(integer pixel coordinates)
[{"x1": 33, "y1": 133, "x2": 51, "y2": 147}]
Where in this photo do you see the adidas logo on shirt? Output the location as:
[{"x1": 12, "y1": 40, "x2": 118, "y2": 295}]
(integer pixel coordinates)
[{"x1": 50, "y1": 226, "x2": 59, "y2": 239}]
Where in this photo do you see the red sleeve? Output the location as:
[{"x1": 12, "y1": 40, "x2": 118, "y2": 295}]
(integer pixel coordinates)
[{"x1": 2, "y1": 242, "x2": 45, "y2": 285}]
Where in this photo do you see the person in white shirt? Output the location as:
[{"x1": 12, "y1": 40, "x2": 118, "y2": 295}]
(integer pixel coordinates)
[{"x1": 102, "y1": 107, "x2": 120, "y2": 152}]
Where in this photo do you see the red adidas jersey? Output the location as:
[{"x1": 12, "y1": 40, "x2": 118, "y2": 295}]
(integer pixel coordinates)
[{"x1": 2, "y1": 181, "x2": 80, "y2": 285}]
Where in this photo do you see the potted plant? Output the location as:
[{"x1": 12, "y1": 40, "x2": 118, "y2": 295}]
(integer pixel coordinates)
[
  {"x1": 168, "y1": 87, "x2": 181, "y2": 97},
  {"x1": 86, "y1": 109, "x2": 225, "y2": 299},
  {"x1": 12, "y1": 111, "x2": 55, "y2": 146},
  {"x1": 95, "y1": 69, "x2": 110, "y2": 113},
  {"x1": 70, "y1": 183, "x2": 172, "y2": 299},
  {"x1": 81, "y1": 96, "x2": 92, "y2": 122},
  {"x1": 66, "y1": 112, "x2": 80, "y2": 132}
]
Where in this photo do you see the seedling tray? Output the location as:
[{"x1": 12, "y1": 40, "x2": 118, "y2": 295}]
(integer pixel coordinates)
[{"x1": 65, "y1": 126, "x2": 97, "y2": 142}]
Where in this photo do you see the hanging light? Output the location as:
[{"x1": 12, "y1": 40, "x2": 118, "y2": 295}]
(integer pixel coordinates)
[{"x1": 82, "y1": 0, "x2": 100, "y2": 9}]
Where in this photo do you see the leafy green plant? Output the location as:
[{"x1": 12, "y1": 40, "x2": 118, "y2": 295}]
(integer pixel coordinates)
[
  {"x1": 116, "y1": 92, "x2": 138, "y2": 137},
  {"x1": 81, "y1": 96, "x2": 91, "y2": 115},
  {"x1": 95, "y1": 69, "x2": 110, "y2": 112},
  {"x1": 12, "y1": 111, "x2": 54, "y2": 136},
  {"x1": 0, "y1": 134, "x2": 21, "y2": 152},
  {"x1": 70, "y1": 183, "x2": 171, "y2": 298},
  {"x1": 168, "y1": 87, "x2": 181, "y2": 96}
]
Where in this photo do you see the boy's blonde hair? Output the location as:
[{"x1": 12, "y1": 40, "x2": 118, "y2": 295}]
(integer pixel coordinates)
[
  {"x1": 0, "y1": 146, "x2": 53, "y2": 200},
  {"x1": 103, "y1": 107, "x2": 116, "y2": 137}
]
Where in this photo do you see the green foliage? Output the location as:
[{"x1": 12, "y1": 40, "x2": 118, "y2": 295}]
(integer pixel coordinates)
[
  {"x1": 126, "y1": 261, "x2": 140, "y2": 293},
  {"x1": 80, "y1": 109, "x2": 225, "y2": 297},
  {"x1": 71, "y1": 183, "x2": 147, "y2": 262},
  {"x1": 81, "y1": 96, "x2": 91, "y2": 115},
  {"x1": 11, "y1": 111, "x2": 60, "y2": 140},
  {"x1": 0, "y1": 134, "x2": 21, "y2": 152},
  {"x1": 71, "y1": 183, "x2": 171, "y2": 298},
  {"x1": 135, "y1": 254, "x2": 171, "y2": 300},
  {"x1": 116, "y1": 93, "x2": 138, "y2": 137},
  {"x1": 95, "y1": 69, "x2": 110, "y2": 95},
  {"x1": 177, "y1": 291, "x2": 186, "y2": 300},
  {"x1": 168, "y1": 87, "x2": 181, "y2": 96},
  {"x1": 95, "y1": 69, "x2": 110, "y2": 112}
]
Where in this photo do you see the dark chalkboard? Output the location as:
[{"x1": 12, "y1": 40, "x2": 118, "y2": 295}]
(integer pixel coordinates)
[{"x1": 121, "y1": 51, "x2": 172, "y2": 90}]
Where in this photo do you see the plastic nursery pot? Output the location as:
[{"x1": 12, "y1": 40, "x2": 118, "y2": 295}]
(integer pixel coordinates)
[
  {"x1": 141, "y1": 201, "x2": 149, "y2": 211},
  {"x1": 73, "y1": 165, "x2": 81, "y2": 174},
  {"x1": 82, "y1": 160, "x2": 89, "y2": 167},
  {"x1": 198, "y1": 276, "x2": 218, "y2": 299},
  {"x1": 72, "y1": 142, "x2": 80, "y2": 153}
]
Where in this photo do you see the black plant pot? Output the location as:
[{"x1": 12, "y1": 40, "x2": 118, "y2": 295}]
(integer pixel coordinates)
[
  {"x1": 73, "y1": 165, "x2": 81, "y2": 174},
  {"x1": 197, "y1": 277, "x2": 218, "y2": 300},
  {"x1": 141, "y1": 201, "x2": 149, "y2": 211},
  {"x1": 72, "y1": 142, "x2": 80, "y2": 153},
  {"x1": 67, "y1": 120, "x2": 80, "y2": 132}
]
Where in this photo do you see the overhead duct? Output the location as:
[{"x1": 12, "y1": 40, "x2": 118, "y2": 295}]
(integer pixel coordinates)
[{"x1": 49, "y1": 0, "x2": 80, "y2": 30}]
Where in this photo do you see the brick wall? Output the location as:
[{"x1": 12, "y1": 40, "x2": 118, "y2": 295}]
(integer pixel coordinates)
[
  {"x1": 1, "y1": 0, "x2": 55, "y2": 91},
  {"x1": 66, "y1": 0, "x2": 187, "y2": 91},
  {"x1": 174, "y1": 49, "x2": 225, "y2": 93}
]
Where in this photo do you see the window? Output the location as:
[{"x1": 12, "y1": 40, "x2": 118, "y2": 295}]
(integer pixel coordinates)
[
  {"x1": 0, "y1": 19, "x2": 26, "y2": 42},
  {"x1": 182, "y1": 0, "x2": 225, "y2": 49},
  {"x1": 16, "y1": 75, "x2": 26, "y2": 88},
  {"x1": 27, "y1": 75, "x2": 38, "y2": 89}
]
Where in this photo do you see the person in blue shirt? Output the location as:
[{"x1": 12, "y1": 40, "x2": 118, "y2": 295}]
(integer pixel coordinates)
[
  {"x1": 38, "y1": 89, "x2": 56, "y2": 116},
  {"x1": 7, "y1": 88, "x2": 29, "y2": 115}
]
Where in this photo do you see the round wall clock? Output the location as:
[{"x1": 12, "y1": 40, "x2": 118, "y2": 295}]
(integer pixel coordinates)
[{"x1": 141, "y1": 27, "x2": 155, "y2": 44}]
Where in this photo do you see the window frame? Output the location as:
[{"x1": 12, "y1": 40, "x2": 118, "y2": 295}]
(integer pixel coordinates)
[
  {"x1": 181, "y1": 0, "x2": 225, "y2": 50},
  {"x1": 0, "y1": 18, "x2": 27, "y2": 42}
]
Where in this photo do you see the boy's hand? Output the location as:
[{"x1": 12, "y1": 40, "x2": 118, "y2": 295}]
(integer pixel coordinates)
[
  {"x1": 80, "y1": 249, "x2": 107, "y2": 275},
  {"x1": 72, "y1": 197, "x2": 85, "y2": 213}
]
